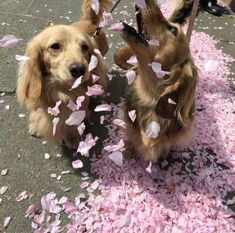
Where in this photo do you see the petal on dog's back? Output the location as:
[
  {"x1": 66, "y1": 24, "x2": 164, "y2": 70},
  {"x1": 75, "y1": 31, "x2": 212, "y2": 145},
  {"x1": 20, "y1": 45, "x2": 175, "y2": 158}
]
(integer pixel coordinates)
[{"x1": 65, "y1": 111, "x2": 86, "y2": 126}]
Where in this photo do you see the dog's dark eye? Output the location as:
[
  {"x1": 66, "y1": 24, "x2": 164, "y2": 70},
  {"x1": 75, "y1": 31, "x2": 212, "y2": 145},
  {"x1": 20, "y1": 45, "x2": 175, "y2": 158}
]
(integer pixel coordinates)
[
  {"x1": 167, "y1": 25, "x2": 178, "y2": 36},
  {"x1": 81, "y1": 43, "x2": 89, "y2": 52},
  {"x1": 50, "y1": 43, "x2": 61, "y2": 50}
]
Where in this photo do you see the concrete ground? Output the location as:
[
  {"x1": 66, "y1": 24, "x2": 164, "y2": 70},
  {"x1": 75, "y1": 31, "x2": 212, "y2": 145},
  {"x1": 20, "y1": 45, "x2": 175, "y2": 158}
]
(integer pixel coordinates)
[{"x1": 0, "y1": 0, "x2": 234, "y2": 232}]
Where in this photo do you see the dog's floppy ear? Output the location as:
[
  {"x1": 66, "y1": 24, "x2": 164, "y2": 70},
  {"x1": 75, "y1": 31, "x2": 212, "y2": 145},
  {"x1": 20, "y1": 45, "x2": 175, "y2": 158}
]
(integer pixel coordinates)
[
  {"x1": 17, "y1": 38, "x2": 44, "y2": 104},
  {"x1": 155, "y1": 62, "x2": 197, "y2": 128}
]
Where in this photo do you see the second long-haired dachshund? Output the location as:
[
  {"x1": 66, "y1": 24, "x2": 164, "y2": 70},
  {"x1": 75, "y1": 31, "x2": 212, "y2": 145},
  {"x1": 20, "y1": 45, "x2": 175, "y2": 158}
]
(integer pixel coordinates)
[
  {"x1": 16, "y1": 0, "x2": 112, "y2": 148},
  {"x1": 114, "y1": 0, "x2": 198, "y2": 162}
]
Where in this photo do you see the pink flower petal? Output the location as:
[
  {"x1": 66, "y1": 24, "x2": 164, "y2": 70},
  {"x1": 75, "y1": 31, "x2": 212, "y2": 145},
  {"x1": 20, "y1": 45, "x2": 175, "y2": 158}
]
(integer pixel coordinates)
[
  {"x1": 47, "y1": 100, "x2": 62, "y2": 116},
  {"x1": 108, "y1": 151, "x2": 123, "y2": 166},
  {"x1": 86, "y1": 84, "x2": 104, "y2": 96},
  {"x1": 116, "y1": 215, "x2": 131, "y2": 228},
  {"x1": 16, "y1": 191, "x2": 28, "y2": 202},
  {"x1": 1, "y1": 169, "x2": 8, "y2": 176},
  {"x1": 3, "y1": 216, "x2": 11, "y2": 228},
  {"x1": 67, "y1": 100, "x2": 78, "y2": 111},
  {"x1": 65, "y1": 111, "x2": 85, "y2": 126},
  {"x1": 148, "y1": 39, "x2": 160, "y2": 46},
  {"x1": 168, "y1": 98, "x2": 177, "y2": 105},
  {"x1": 99, "y1": 12, "x2": 113, "y2": 28},
  {"x1": 77, "y1": 134, "x2": 98, "y2": 156},
  {"x1": 70, "y1": 76, "x2": 82, "y2": 89},
  {"x1": 136, "y1": 0, "x2": 146, "y2": 9},
  {"x1": 0, "y1": 35, "x2": 20, "y2": 48},
  {"x1": 204, "y1": 59, "x2": 219, "y2": 72},
  {"x1": 146, "y1": 161, "x2": 152, "y2": 173},
  {"x1": 15, "y1": 54, "x2": 29, "y2": 61},
  {"x1": 113, "y1": 119, "x2": 127, "y2": 128},
  {"x1": 145, "y1": 121, "x2": 160, "y2": 138},
  {"x1": 76, "y1": 96, "x2": 85, "y2": 108},
  {"x1": 94, "y1": 104, "x2": 112, "y2": 112},
  {"x1": 52, "y1": 117, "x2": 59, "y2": 136},
  {"x1": 77, "y1": 122, "x2": 86, "y2": 135},
  {"x1": 25, "y1": 204, "x2": 36, "y2": 218},
  {"x1": 125, "y1": 70, "x2": 136, "y2": 85},
  {"x1": 104, "y1": 139, "x2": 125, "y2": 152},
  {"x1": 127, "y1": 56, "x2": 138, "y2": 65},
  {"x1": 128, "y1": 110, "x2": 136, "y2": 122},
  {"x1": 72, "y1": 159, "x2": 83, "y2": 169},
  {"x1": 110, "y1": 22, "x2": 124, "y2": 31},
  {"x1": 100, "y1": 115, "x2": 105, "y2": 124},
  {"x1": 0, "y1": 186, "x2": 8, "y2": 195},
  {"x1": 92, "y1": 74, "x2": 100, "y2": 83},
  {"x1": 88, "y1": 55, "x2": 98, "y2": 72}
]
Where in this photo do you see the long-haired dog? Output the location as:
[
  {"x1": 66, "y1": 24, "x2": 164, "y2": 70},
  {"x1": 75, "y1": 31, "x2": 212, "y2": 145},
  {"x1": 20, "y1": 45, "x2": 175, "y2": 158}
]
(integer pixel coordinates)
[
  {"x1": 16, "y1": 0, "x2": 112, "y2": 148},
  {"x1": 114, "y1": 0, "x2": 197, "y2": 162}
]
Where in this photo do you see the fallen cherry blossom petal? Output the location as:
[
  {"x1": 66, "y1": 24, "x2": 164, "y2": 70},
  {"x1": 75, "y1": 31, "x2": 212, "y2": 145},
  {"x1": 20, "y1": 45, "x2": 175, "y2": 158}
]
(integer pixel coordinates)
[
  {"x1": 108, "y1": 151, "x2": 123, "y2": 166},
  {"x1": 92, "y1": 74, "x2": 100, "y2": 83},
  {"x1": 52, "y1": 117, "x2": 59, "y2": 136},
  {"x1": 148, "y1": 39, "x2": 160, "y2": 46},
  {"x1": 94, "y1": 104, "x2": 112, "y2": 112},
  {"x1": 1, "y1": 169, "x2": 8, "y2": 176},
  {"x1": 3, "y1": 216, "x2": 11, "y2": 228},
  {"x1": 100, "y1": 115, "x2": 105, "y2": 124},
  {"x1": 110, "y1": 22, "x2": 124, "y2": 31},
  {"x1": 127, "y1": 56, "x2": 138, "y2": 65},
  {"x1": 86, "y1": 84, "x2": 104, "y2": 96},
  {"x1": 65, "y1": 111, "x2": 85, "y2": 126},
  {"x1": 70, "y1": 76, "x2": 82, "y2": 90},
  {"x1": 136, "y1": 0, "x2": 146, "y2": 9},
  {"x1": 47, "y1": 100, "x2": 62, "y2": 116},
  {"x1": 128, "y1": 110, "x2": 136, "y2": 122},
  {"x1": 88, "y1": 55, "x2": 98, "y2": 72},
  {"x1": 125, "y1": 70, "x2": 136, "y2": 85},
  {"x1": 168, "y1": 98, "x2": 177, "y2": 105},
  {"x1": 145, "y1": 121, "x2": 160, "y2": 138},
  {"x1": 72, "y1": 159, "x2": 83, "y2": 169},
  {"x1": 104, "y1": 139, "x2": 125, "y2": 152},
  {"x1": 0, "y1": 186, "x2": 8, "y2": 195},
  {"x1": 146, "y1": 161, "x2": 152, "y2": 173},
  {"x1": 67, "y1": 100, "x2": 78, "y2": 111},
  {"x1": 113, "y1": 119, "x2": 127, "y2": 128},
  {"x1": 0, "y1": 35, "x2": 20, "y2": 48},
  {"x1": 204, "y1": 59, "x2": 219, "y2": 72},
  {"x1": 16, "y1": 191, "x2": 28, "y2": 202},
  {"x1": 15, "y1": 54, "x2": 29, "y2": 61},
  {"x1": 77, "y1": 134, "x2": 98, "y2": 156},
  {"x1": 77, "y1": 122, "x2": 86, "y2": 135},
  {"x1": 99, "y1": 12, "x2": 113, "y2": 28},
  {"x1": 25, "y1": 204, "x2": 36, "y2": 218}
]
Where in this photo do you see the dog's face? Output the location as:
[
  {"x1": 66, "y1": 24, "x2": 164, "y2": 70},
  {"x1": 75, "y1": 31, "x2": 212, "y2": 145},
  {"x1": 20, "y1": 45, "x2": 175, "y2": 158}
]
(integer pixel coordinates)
[
  {"x1": 17, "y1": 25, "x2": 98, "y2": 103},
  {"x1": 121, "y1": 0, "x2": 197, "y2": 127}
]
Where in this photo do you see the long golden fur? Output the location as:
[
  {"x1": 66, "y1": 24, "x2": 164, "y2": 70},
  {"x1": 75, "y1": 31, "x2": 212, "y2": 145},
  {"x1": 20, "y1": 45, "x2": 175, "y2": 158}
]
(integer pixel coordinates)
[
  {"x1": 16, "y1": 0, "x2": 112, "y2": 148},
  {"x1": 115, "y1": 0, "x2": 198, "y2": 162}
]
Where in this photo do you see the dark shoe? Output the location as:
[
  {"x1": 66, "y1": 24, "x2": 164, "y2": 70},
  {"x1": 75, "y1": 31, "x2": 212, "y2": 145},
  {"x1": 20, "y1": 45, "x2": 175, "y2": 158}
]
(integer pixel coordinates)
[{"x1": 206, "y1": 2, "x2": 223, "y2": 16}]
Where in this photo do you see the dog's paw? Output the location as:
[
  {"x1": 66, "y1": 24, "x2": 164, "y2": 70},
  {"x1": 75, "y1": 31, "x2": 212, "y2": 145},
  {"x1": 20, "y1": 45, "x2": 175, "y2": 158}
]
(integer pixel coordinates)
[{"x1": 29, "y1": 124, "x2": 42, "y2": 138}]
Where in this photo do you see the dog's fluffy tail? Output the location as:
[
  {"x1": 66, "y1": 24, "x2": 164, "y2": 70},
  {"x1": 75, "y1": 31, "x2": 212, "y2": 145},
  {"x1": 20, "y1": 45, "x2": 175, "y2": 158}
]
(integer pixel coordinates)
[
  {"x1": 80, "y1": 0, "x2": 113, "y2": 25},
  {"x1": 170, "y1": 0, "x2": 195, "y2": 25}
]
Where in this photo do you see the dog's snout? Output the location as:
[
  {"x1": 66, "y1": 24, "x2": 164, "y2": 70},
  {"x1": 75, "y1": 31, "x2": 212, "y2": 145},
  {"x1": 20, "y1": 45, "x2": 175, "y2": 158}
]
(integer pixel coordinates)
[{"x1": 69, "y1": 63, "x2": 86, "y2": 78}]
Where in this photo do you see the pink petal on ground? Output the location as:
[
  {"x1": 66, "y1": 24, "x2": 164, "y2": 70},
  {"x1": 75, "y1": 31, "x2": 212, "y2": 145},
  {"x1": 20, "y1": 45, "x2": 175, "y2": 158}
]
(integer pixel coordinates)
[
  {"x1": 0, "y1": 186, "x2": 8, "y2": 195},
  {"x1": 113, "y1": 119, "x2": 127, "y2": 128},
  {"x1": 3, "y1": 216, "x2": 11, "y2": 228},
  {"x1": 116, "y1": 215, "x2": 131, "y2": 228},
  {"x1": 70, "y1": 76, "x2": 82, "y2": 90},
  {"x1": 148, "y1": 39, "x2": 160, "y2": 46},
  {"x1": 92, "y1": 74, "x2": 100, "y2": 83},
  {"x1": 91, "y1": 0, "x2": 100, "y2": 15},
  {"x1": 65, "y1": 111, "x2": 85, "y2": 126},
  {"x1": 146, "y1": 161, "x2": 152, "y2": 173},
  {"x1": 15, "y1": 54, "x2": 29, "y2": 61},
  {"x1": 107, "y1": 73, "x2": 113, "y2": 81},
  {"x1": 204, "y1": 59, "x2": 219, "y2": 72},
  {"x1": 0, "y1": 35, "x2": 20, "y2": 48},
  {"x1": 108, "y1": 151, "x2": 123, "y2": 166},
  {"x1": 72, "y1": 159, "x2": 83, "y2": 169},
  {"x1": 127, "y1": 56, "x2": 138, "y2": 65},
  {"x1": 90, "y1": 180, "x2": 100, "y2": 190},
  {"x1": 25, "y1": 204, "x2": 36, "y2": 218},
  {"x1": 94, "y1": 48, "x2": 102, "y2": 57},
  {"x1": 16, "y1": 191, "x2": 28, "y2": 202},
  {"x1": 34, "y1": 210, "x2": 45, "y2": 224},
  {"x1": 136, "y1": 0, "x2": 146, "y2": 9},
  {"x1": 168, "y1": 98, "x2": 177, "y2": 105},
  {"x1": 145, "y1": 121, "x2": 160, "y2": 138},
  {"x1": 77, "y1": 122, "x2": 86, "y2": 136},
  {"x1": 47, "y1": 100, "x2": 62, "y2": 116},
  {"x1": 52, "y1": 117, "x2": 59, "y2": 136},
  {"x1": 126, "y1": 70, "x2": 136, "y2": 85},
  {"x1": 110, "y1": 22, "x2": 124, "y2": 31},
  {"x1": 88, "y1": 55, "x2": 98, "y2": 72},
  {"x1": 104, "y1": 139, "x2": 125, "y2": 152},
  {"x1": 77, "y1": 134, "x2": 98, "y2": 156},
  {"x1": 86, "y1": 84, "x2": 104, "y2": 96},
  {"x1": 149, "y1": 62, "x2": 170, "y2": 78},
  {"x1": 94, "y1": 104, "x2": 112, "y2": 112},
  {"x1": 128, "y1": 110, "x2": 136, "y2": 122}
]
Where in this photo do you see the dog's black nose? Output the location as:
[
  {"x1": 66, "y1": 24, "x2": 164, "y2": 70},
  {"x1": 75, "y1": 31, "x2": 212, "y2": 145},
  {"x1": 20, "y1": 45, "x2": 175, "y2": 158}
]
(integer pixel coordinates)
[{"x1": 69, "y1": 63, "x2": 86, "y2": 78}]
